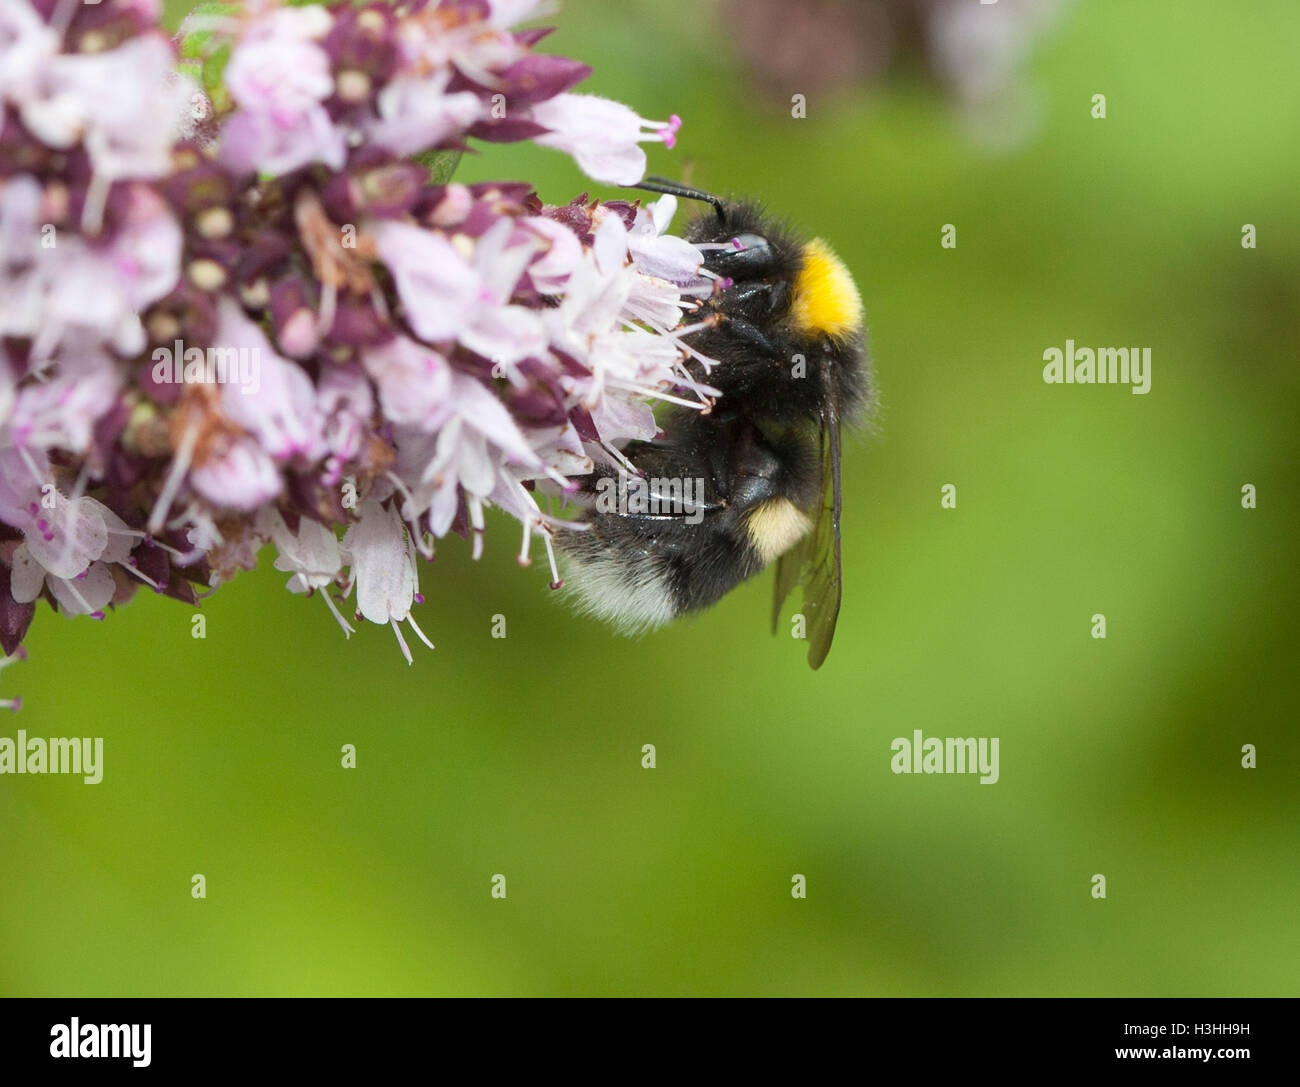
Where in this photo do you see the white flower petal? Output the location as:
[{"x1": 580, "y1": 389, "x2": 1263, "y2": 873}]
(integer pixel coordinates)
[{"x1": 342, "y1": 499, "x2": 416, "y2": 624}]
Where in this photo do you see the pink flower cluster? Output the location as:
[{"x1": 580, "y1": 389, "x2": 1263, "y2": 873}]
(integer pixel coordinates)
[{"x1": 0, "y1": 0, "x2": 709, "y2": 675}]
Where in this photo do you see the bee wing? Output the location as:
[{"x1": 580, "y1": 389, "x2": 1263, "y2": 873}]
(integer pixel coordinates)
[
  {"x1": 770, "y1": 369, "x2": 844, "y2": 669},
  {"x1": 769, "y1": 509, "x2": 808, "y2": 635}
]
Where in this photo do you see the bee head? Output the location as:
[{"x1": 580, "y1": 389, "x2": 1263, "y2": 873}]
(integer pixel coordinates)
[
  {"x1": 698, "y1": 231, "x2": 779, "y2": 280},
  {"x1": 622, "y1": 179, "x2": 869, "y2": 421}
]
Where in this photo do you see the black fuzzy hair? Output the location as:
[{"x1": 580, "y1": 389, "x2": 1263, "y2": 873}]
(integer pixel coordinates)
[{"x1": 675, "y1": 197, "x2": 871, "y2": 428}]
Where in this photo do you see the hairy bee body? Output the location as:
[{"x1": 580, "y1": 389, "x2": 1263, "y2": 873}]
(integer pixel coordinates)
[
  {"x1": 561, "y1": 189, "x2": 870, "y2": 667},
  {"x1": 560, "y1": 407, "x2": 820, "y2": 631},
  {"x1": 678, "y1": 202, "x2": 869, "y2": 423}
]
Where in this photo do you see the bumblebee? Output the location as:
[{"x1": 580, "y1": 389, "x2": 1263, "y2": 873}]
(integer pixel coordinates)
[{"x1": 560, "y1": 180, "x2": 870, "y2": 668}]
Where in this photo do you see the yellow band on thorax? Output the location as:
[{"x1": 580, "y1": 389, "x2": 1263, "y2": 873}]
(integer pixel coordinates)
[{"x1": 788, "y1": 238, "x2": 863, "y2": 339}]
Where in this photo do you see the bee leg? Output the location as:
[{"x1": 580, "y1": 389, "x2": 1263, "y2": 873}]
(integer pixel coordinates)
[
  {"x1": 716, "y1": 314, "x2": 782, "y2": 358},
  {"x1": 723, "y1": 279, "x2": 790, "y2": 312}
]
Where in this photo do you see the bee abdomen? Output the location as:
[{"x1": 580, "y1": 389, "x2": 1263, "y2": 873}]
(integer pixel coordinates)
[
  {"x1": 743, "y1": 498, "x2": 813, "y2": 564},
  {"x1": 559, "y1": 517, "x2": 766, "y2": 634},
  {"x1": 558, "y1": 534, "x2": 679, "y2": 635}
]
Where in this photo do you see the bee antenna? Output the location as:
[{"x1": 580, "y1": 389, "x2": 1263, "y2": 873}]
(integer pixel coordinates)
[{"x1": 622, "y1": 177, "x2": 727, "y2": 223}]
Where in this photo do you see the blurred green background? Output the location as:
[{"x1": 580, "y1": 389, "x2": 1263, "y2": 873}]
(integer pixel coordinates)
[{"x1": 2, "y1": 0, "x2": 1297, "y2": 996}]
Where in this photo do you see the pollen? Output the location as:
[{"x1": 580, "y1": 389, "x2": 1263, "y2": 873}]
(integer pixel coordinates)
[
  {"x1": 789, "y1": 238, "x2": 863, "y2": 339},
  {"x1": 746, "y1": 498, "x2": 813, "y2": 564}
]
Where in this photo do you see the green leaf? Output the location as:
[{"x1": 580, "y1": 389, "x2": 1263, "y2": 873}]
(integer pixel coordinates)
[
  {"x1": 175, "y1": 2, "x2": 240, "y2": 55},
  {"x1": 414, "y1": 150, "x2": 464, "y2": 185},
  {"x1": 200, "y1": 41, "x2": 233, "y2": 109}
]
